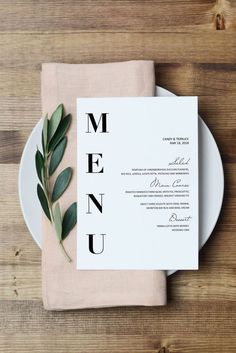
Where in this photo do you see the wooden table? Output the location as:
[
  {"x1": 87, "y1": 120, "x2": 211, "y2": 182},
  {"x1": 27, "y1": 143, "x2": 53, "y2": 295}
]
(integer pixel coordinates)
[{"x1": 0, "y1": 1, "x2": 235, "y2": 352}]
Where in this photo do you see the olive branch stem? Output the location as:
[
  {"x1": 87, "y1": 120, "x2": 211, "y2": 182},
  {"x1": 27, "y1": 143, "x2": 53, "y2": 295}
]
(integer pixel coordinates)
[
  {"x1": 36, "y1": 104, "x2": 77, "y2": 263},
  {"x1": 43, "y1": 150, "x2": 72, "y2": 262}
]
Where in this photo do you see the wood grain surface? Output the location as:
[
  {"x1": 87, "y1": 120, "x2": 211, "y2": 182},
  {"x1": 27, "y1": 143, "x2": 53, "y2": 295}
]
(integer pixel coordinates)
[{"x1": 0, "y1": 1, "x2": 235, "y2": 352}]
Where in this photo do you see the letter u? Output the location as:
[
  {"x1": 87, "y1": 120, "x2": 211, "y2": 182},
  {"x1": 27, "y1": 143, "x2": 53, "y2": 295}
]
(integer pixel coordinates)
[{"x1": 87, "y1": 234, "x2": 105, "y2": 254}]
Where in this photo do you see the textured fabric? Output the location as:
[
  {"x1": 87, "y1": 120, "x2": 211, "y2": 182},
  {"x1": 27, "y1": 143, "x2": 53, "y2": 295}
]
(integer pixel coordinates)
[{"x1": 41, "y1": 61, "x2": 167, "y2": 310}]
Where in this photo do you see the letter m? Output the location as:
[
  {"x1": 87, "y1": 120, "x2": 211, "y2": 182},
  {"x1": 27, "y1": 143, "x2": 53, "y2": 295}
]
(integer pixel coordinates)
[{"x1": 86, "y1": 113, "x2": 109, "y2": 133}]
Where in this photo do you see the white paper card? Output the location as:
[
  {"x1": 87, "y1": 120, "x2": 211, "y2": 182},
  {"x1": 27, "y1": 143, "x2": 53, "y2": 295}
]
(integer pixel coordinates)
[{"x1": 77, "y1": 97, "x2": 198, "y2": 270}]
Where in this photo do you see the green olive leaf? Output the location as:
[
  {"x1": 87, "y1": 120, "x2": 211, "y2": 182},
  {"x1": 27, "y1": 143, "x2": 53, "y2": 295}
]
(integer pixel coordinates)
[
  {"x1": 48, "y1": 114, "x2": 71, "y2": 152},
  {"x1": 42, "y1": 114, "x2": 48, "y2": 152},
  {"x1": 62, "y1": 202, "x2": 77, "y2": 240},
  {"x1": 51, "y1": 167, "x2": 72, "y2": 202},
  {"x1": 41, "y1": 132, "x2": 45, "y2": 154},
  {"x1": 35, "y1": 149, "x2": 44, "y2": 183},
  {"x1": 49, "y1": 137, "x2": 67, "y2": 176},
  {"x1": 48, "y1": 104, "x2": 63, "y2": 142},
  {"x1": 53, "y1": 202, "x2": 62, "y2": 241},
  {"x1": 37, "y1": 184, "x2": 51, "y2": 221}
]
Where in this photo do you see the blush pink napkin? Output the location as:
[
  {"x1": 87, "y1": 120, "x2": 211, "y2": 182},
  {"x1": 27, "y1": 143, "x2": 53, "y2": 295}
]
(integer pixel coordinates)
[{"x1": 41, "y1": 61, "x2": 167, "y2": 310}]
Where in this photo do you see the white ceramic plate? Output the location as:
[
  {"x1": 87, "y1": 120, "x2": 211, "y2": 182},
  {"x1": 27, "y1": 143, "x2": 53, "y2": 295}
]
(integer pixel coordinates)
[{"x1": 18, "y1": 86, "x2": 224, "y2": 276}]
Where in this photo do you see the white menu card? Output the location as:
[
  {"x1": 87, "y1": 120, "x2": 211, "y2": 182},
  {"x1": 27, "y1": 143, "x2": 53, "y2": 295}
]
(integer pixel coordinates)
[{"x1": 77, "y1": 97, "x2": 198, "y2": 270}]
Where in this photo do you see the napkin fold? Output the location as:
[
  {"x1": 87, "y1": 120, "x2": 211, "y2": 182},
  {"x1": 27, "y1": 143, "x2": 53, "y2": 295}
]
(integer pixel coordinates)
[{"x1": 41, "y1": 61, "x2": 167, "y2": 310}]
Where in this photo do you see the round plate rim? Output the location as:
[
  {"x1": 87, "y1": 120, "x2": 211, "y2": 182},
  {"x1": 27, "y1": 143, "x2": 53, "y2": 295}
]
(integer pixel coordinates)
[{"x1": 18, "y1": 86, "x2": 224, "y2": 276}]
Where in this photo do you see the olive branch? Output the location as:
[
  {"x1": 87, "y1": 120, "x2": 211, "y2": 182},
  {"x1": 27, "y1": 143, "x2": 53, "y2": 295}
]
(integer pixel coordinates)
[{"x1": 35, "y1": 104, "x2": 77, "y2": 262}]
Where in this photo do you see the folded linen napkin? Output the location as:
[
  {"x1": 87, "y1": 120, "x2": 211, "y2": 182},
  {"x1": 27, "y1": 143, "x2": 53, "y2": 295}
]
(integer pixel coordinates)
[{"x1": 41, "y1": 61, "x2": 167, "y2": 310}]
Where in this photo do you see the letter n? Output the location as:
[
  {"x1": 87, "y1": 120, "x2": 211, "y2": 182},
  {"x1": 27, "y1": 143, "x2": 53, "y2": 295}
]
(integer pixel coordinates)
[{"x1": 86, "y1": 194, "x2": 104, "y2": 214}]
